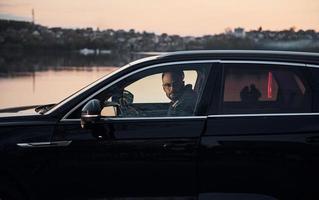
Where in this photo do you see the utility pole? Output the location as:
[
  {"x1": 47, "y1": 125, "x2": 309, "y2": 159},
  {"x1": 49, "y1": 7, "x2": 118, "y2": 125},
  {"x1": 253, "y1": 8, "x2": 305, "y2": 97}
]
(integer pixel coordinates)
[{"x1": 32, "y1": 8, "x2": 35, "y2": 24}]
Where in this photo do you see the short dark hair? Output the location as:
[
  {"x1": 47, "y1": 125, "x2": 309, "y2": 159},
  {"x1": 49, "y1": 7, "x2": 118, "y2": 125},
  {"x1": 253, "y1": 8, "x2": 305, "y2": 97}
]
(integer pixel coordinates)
[{"x1": 162, "y1": 69, "x2": 184, "y2": 80}]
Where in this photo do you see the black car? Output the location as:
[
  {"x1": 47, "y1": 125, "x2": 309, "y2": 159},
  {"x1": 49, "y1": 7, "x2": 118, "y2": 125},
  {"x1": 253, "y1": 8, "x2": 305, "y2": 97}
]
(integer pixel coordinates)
[{"x1": 1, "y1": 50, "x2": 319, "y2": 200}]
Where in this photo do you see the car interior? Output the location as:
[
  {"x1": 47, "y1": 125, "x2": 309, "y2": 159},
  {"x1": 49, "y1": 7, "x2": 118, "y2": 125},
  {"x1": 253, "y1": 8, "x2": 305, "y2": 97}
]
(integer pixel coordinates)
[
  {"x1": 69, "y1": 65, "x2": 210, "y2": 119},
  {"x1": 222, "y1": 66, "x2": 311, "y2": 114}
]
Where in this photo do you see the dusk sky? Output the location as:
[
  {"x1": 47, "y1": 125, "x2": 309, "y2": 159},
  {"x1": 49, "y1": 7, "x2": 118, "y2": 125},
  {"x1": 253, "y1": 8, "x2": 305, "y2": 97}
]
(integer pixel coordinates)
[{"x1": 0, "y1": 0, "x2": 318, "y2": 36}]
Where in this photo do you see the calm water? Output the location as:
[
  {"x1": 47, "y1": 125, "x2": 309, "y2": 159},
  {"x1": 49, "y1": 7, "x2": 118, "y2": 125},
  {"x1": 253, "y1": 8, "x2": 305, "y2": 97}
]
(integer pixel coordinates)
[
  {"x1": 0, "y1": 66, "x2": 117, "y2": 109},
  {"x1": 0, "y1": 51, "x2": 161, "y2": 109},
  {"x1": 0, "y1": 51, "x2": 152, "y2": 109}
]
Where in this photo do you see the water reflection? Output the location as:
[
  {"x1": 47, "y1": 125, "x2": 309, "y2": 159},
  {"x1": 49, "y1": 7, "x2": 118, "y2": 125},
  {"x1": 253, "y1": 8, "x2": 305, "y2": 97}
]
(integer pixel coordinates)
[
  {"x1": 0, "y1": 51, "x2": 140, "y2": 76},
  {"x1": 0, "y1": 66, "x2": 117, "y2": 109},
  {"x1": 0, "y1": 52, "x2": 152, "y2": 109}
]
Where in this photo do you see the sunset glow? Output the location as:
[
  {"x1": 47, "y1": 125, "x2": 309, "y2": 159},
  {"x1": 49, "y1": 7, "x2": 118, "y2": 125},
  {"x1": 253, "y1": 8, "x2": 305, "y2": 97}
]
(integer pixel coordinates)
[{"x1": 0, "y1": 0, "x2": 318, "y2": 36}]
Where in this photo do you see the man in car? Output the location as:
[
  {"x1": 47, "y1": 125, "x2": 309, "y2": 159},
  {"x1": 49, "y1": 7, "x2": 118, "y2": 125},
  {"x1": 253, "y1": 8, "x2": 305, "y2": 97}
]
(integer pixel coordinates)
[{"x1": 162, "y1": 69, "x2": 198, "y2": 116}]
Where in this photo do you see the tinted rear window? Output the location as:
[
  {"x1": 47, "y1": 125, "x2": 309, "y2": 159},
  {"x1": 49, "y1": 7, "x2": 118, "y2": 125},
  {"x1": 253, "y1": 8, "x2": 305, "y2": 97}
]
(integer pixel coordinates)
[{"x1": 221, "y1": 64, "x2": 311, "y2": 114}]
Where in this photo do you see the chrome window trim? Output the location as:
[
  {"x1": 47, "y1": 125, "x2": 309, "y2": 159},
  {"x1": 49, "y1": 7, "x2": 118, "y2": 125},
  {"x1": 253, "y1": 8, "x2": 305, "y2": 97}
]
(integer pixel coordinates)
[
  {"x1": 208, "y1": 113, "x2": 319, "y2": 118},
  {"x1": 306, "y1": 64, "x2": 319, "y2": 68},
  {"x1": 60, "y1": 113, "x2": 319, "y2": 122},
  {"x1": 46, "y1": 54, "x2": 318, "y2": 116},
  {"x1": 102, "y1": 116, "x2": 207, "y2": 121},
  {"x1": 220, "y1": 60, "x2": 306, "y2": 67},
  {"x1": 62, "y1": 60, "x2": 220, "y2": 120},
  {"x1": 60, "y1": 59, "x2": 312, "y2": 120},
  {"x1": 159, "y1": 50, "x2": 319, "y2": 57},
  {"x1": 61, "y1": 116, "x2": 207, "y2": 122}
]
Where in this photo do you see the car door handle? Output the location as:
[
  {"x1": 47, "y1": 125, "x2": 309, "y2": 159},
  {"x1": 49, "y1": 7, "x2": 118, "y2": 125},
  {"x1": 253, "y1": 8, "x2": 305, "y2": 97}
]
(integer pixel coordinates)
[
  {"x1": 306, "y1": 136, "x2": 319, "y2": 143},
  {"x1": 163, "y1": 143, "x2": 188, "y2": 151},
  {"x1": 17, "y1": 141, "x2": 72, "y2": 148}
]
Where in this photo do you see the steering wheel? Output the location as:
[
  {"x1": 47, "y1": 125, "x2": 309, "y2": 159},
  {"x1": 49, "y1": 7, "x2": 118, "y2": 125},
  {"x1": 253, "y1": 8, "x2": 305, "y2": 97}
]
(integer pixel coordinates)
[
  {"x1": 119, "y1": 103, "x2": 140, "y2": 117},
  {"x1": 113, "y1": 90, "x2": 140, "y2": 117}
]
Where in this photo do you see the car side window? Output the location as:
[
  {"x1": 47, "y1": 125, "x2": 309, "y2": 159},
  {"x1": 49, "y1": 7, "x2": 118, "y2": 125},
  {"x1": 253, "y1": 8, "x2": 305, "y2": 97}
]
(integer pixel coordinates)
[
  {"x1": 67, "y1": 63, "x2": 211, "y2": 119},
  {"x1": 221, "y1": 64, "x2": 311, "y2": 114},
  {"x1": 101, "y1": 69, "x2": 199, "y2": 117},
  {"x1": 124, "y1": 71, "x2": 197, "y2": 104}
]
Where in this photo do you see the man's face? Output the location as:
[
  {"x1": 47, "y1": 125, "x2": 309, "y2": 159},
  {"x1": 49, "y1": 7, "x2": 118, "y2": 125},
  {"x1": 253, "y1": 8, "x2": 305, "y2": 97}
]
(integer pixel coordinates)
[{"x1": 162, "y1": 72, "x2": 184, "y2": 101}]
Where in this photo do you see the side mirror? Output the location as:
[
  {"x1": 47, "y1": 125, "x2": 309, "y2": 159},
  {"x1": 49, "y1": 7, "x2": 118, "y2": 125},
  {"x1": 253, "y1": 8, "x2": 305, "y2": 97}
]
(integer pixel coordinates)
[
  {"x1": 101, "y1": 101, "x2": 120, "y2": 117},
  {"x1": 121, "y1": 90, "x2": 134, "y2": 105},
  {"x1": 81, "y1": 99, "x2": 102, "y2": 129}
]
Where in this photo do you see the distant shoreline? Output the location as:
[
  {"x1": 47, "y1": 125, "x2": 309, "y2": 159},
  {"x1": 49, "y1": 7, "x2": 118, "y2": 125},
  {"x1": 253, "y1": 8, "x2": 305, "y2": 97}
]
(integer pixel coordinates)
[{"x1": 1, "y1": 19, "x2": 319, "y2": 53}]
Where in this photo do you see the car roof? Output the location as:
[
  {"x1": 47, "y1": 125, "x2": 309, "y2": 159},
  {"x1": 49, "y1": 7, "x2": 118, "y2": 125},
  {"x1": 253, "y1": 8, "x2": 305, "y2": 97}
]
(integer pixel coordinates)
[{"x1": 143, "y1": 50, "x2": 319, "y2": 65}]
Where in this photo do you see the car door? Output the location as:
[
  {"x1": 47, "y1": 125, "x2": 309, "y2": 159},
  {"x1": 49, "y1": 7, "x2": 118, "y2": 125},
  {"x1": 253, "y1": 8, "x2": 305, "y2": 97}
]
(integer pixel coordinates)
[
  {"x1": 300, "y1": 66, "x2": 319, "y2": 200},
  {"x1": 51, "y1": 62, "x2": 213, "y2": 199},
  {"x1": 199, "y1": 61, "x2": 313, "y2": 200}
]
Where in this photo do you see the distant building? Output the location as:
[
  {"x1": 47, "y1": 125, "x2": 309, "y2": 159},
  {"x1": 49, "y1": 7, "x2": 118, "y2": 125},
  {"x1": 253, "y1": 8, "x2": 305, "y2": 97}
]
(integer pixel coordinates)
[
  {"x1": 32, "y1": 30, "x2": 40, "y2": 36},
  {"x1": 224, "y1": 27, "x2": 233, "y2": 35},
  {"x1": 233, "y1": 27, "x2": 246, "y2": 38}
]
